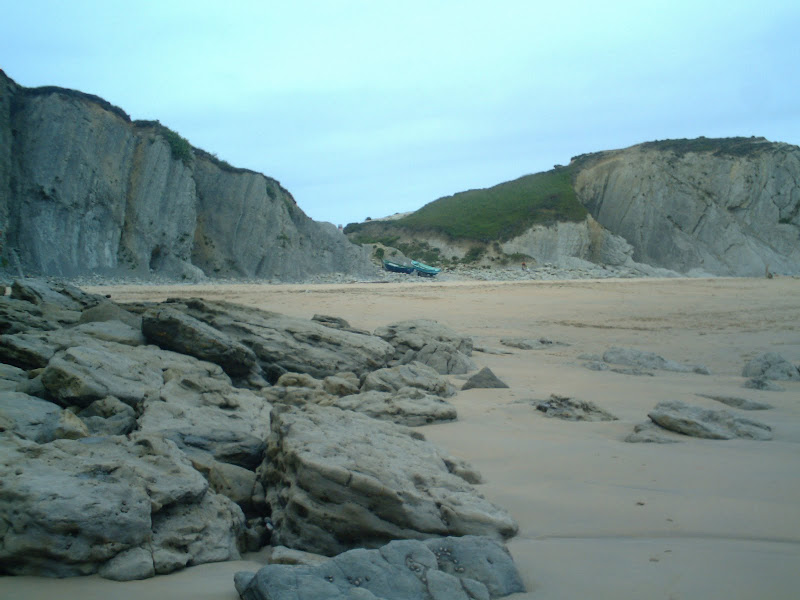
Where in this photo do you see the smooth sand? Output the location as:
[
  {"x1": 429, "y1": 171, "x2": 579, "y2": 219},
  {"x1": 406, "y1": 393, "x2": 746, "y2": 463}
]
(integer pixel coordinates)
[{"x1": 3, "y1": 277, "x2": 799, "y2": 599}]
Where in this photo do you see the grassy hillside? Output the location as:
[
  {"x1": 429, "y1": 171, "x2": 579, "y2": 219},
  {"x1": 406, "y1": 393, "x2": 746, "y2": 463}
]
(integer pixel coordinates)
[{"x1": 346, "y1": 166, "x2": 587, "y2": 244}]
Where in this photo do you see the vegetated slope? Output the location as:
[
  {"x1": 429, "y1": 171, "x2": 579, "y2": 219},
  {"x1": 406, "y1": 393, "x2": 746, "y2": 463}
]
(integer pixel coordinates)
[
  {"x1": 0, "y1": 70, "x2": 374, "y2": 281},
  {"x1": 347, "y1": 136, "x2": 800, "y2": 276}
]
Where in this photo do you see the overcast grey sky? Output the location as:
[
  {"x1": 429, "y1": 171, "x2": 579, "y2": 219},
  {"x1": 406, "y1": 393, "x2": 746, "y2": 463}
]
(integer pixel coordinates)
[{"x1": 3, "y1": 1, "x2": 798, "y2": 226}]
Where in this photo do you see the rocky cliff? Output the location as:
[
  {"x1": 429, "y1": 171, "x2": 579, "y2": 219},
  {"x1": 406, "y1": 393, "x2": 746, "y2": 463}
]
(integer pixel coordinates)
[
  {"x1": 0, "y1": 71, "x2": 375, "y2": 281},
  {"x1": 572, "y1": 138, "x2": 800, "y2": 276}
]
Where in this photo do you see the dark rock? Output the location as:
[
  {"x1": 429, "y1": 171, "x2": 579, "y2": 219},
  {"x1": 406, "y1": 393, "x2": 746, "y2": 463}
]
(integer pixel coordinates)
[
  {"x1": 647, "y1": 400, "x2": 772, "y2": 440},
  {"x1": 236, "y1": 535, "x2": 525, "y2": 600},
  {"x1": 461, "y1": 367, "x2": 509, "y2": 391},
  {"x1": 534, "y1": 394, "x2": 618, "y2": 421}
]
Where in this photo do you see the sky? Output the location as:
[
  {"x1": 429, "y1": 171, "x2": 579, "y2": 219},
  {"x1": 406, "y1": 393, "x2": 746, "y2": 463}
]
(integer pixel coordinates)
[{"x1": 2, "y1": 1, "x2": 799, "y2": 226}]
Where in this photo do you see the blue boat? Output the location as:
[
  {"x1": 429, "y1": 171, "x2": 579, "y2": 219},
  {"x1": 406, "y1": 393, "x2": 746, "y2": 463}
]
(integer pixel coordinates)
[
  {"x1": 411, "y1": 260, "x2": 441, "y2": 277},
  {"x1": 383, "y1": 259, "x2": 415, "y2": 274}
]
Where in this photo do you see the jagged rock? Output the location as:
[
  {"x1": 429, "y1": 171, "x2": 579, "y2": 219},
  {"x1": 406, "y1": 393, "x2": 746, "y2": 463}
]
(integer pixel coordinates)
[
  {"x1": 0, "y1": 433, "x2": 243, "y2": 579},
  {"x1": 11, "y1": 279, "x2": 95, "y2": 311},
  {"x1": 330, "y1": 388, "x2": 457, "y2": 427},
  {"x1": 461, "y1": 367, "x2": 509, "y2": 391},
  {"x1": 602, "y1": 347, "x2": 710, "y2": 374},
  {"x1": 534, "y1": 394, "x2": 618, "y2": 422},
  {"x1": 625, "y1": 422, "x2": 683, "y2": 444},
  {"x1": 0, "y1": 296, "x2": 61, "y2": 334},
  {"x1": 260, "y1": 384, "x2": 335, "y2": 407},
  {"x1": 0, "y1": 331, "x2": 60, "y2": 369},
  {"x1": 647, "y1": 400, "x2": 773, "y2": 440},
  {"x1": 0, "y1": 391, "x2": 87, "y2": 442},
  {"x1": 160, "y1": 299, "x2": 395, "y2": 382},
  {"x1": 260, "y1": 404, "x2": 518, "y2": 556},
  {"x1": 744, "y1": 377, "x2": 785, "y2": 392},
  {"x1": 375, "y1": 320, "x2": 476, "y2": 374},
  {"x1": 142, "y1": 305, "x2": 259, "y2": 378},
  {"x1": 742, "y1": 352, "x2": 800, "y2": 381},
  {"x1": 76, "y1": 396, "x2": 137, "y2": 436},
  {"x1": 696, "y1": 393, "x2": 772, "y2": 411},
  {"x1": 236, "y1": 536, "x2": 525, "y2": 600},
  {"x1": 138, "y1": 370, "x2": 272, "y2": 470},
  {"x1": 361, "y1": 362, "x2": 455, "y2": 398},
  {"x1": 500, "y1": 337, "x2": 566, "y2": 350}
]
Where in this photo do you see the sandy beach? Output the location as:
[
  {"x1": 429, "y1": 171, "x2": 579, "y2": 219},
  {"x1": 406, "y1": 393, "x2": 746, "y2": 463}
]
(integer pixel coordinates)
[{"x1": 2, "y1": 276, "x2": 799, "y2": 599}]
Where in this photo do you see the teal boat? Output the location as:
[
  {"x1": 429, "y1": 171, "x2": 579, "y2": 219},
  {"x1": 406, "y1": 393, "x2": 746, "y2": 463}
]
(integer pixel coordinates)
[
  {"x1": 383, "y1": 259, "x2": 415, "y2": 274},
  {"x1": 411, "y1": 260, "x2": 441, "y2": 277}
]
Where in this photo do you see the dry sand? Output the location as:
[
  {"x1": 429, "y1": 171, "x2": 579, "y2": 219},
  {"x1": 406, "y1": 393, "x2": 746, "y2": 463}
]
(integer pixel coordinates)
[{"x1": 3, "y1": 277, "x2": 799, "y2": 599}]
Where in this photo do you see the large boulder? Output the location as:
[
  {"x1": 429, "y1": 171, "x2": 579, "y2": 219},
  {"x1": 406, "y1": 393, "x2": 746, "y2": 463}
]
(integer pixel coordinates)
[
  {"x1": 0, "y1": 433, "x2": 244, "y2": 579},
  {"x1": 236, "y1": 535, "x2": 525, "y2": 600},
  {"x1": 0, "y1": 392, "x2": 88, "y2": 442},
  {"x1": 647, "y1": 400, "x2": 773, "y2": 440},
  {"x1": 260, "y1": 404, "x2": 517, "y2": 557},
  {"x1": 374, "y1": 320, "x2": 476, "y2": 374},
  {"x1": 741, "y1": 352, "x2": 800, "y2": 381},
  {"x1": 156, "y1": 299, "x2": 395, "y2": 383}
]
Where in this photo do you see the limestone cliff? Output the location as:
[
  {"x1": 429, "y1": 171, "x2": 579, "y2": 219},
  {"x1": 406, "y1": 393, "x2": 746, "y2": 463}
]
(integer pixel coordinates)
[
  {"x1": 572, "y1": 138, "x2": 800, "y2": 276},
  {"x1": 0, "y1": 71, "x2": 375, "y2": 280}
]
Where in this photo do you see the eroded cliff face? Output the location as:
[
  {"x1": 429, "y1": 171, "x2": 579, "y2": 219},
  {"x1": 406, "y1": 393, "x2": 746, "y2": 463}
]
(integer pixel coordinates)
[
  {"x1": 0, "y1": 71, "x2": 374, "y2": 280},
  {"x1": 572, "y1": 140, "x2": 800, "y2": 276}
]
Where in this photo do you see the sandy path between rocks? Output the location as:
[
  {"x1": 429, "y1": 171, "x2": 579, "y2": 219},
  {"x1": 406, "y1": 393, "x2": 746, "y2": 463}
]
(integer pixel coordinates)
[{"x1": 3, "y1": 277, "x2": 799, "y2": 599}]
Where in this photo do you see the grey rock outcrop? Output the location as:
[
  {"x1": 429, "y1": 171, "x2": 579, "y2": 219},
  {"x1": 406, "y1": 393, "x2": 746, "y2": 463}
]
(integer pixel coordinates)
[
  {"x1": 375, "y1": 320, "x2": 476, "y2": 374},
  {"x1": 742, "y1": 352, "x2": 800, "y2": 381},
  {"x1": 647, "y1": 400, "x2": 773, "y2": 440},
  {"x1": 696, "y1": 393, "x2": 772, "y2": 411},
  {"x1": 572, "y1": 138, "x2": 800, "y2": 276},
  {"x1": 331, "y1": 389, "x2": 457, "y2": 427},
  {"x1": 236, "y1": 536, "x2": 525, "y2": 600},
  {"x1": 260, "y1": 404, "x2": 518, "y2": 556},
  {"x1": 0, "y1": 72, "x2": 375, "y2": 281},
  {"x1": 500, "y1": 337, "x2": 565, "y2": 350}
]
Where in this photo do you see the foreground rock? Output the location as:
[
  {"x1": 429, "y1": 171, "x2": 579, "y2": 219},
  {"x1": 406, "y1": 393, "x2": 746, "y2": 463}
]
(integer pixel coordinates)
[
  {"x1": 647, "y1": 400, "x2": 773, "y2": 440},
  {"x1": 0, "y1": 433, "x2": 244, "y2": 579},
  {"x1": 602, "y1": 347, "x2": 710, "y2": 374},
  {"x1": 741, "y1": 352, "x2": 800, "y2": 381},
  {"x1": 261, "y1": 404, "x2": 518, "y2": 556},
  {"x1": 361, "y1": 362, "x2": 456, "y2": 398},
  {"x1": 534, "y1": 394, "x2": 618, "y2": 422},
  {"x1": 235, "y1": 535, "x2": 525, "y2": 600},
  {"x1": 375, "y1": 320, "x2": 476, "y2": 374}
]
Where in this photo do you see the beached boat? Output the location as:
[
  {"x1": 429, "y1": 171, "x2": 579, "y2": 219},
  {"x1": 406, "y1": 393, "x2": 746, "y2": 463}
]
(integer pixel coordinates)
[
  {"x1": 411, "y1": 260, "x2": 441, "y2": 277},
  {"x1": 383, "y1": 259, "x2": 415, "y2": 274}
]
